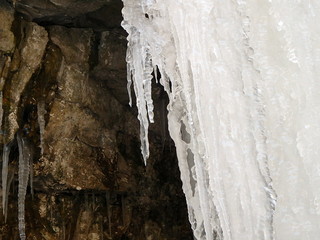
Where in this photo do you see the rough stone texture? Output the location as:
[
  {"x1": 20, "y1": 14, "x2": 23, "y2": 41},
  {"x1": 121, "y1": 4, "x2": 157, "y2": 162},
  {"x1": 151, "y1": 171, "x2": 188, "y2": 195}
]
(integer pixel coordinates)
[
  {"x1": 0, "y1": 1, "x2": 193, "y2": 240},
  {"x1": 0, "y1": 2, "x2": 15, "y2": 53}
]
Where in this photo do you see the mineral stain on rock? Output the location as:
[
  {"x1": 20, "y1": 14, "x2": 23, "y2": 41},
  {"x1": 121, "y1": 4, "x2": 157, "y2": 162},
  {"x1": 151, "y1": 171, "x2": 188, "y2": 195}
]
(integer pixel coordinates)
[{"x1": 0, "y1": 1, "x2": 193, "y2": 239}]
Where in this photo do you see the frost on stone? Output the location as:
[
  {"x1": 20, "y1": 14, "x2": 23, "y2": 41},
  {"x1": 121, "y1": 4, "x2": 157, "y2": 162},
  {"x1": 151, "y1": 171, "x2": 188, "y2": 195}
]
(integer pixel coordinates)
[{"x1": 122, "y1": 0, "x2": 320, "y2": 240}]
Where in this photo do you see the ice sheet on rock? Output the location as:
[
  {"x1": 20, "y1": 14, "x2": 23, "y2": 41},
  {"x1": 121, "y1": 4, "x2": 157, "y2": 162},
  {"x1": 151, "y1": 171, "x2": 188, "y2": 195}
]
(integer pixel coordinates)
[
  {"x1": 247, "y1": 1, "x2": 320, "y2": 239},
  {"x1": 122, "y1": 0, "x2": 320, "y2": 239},
  {"x1": 122, "y1": 1, "x2": 275, "y2": 239}
]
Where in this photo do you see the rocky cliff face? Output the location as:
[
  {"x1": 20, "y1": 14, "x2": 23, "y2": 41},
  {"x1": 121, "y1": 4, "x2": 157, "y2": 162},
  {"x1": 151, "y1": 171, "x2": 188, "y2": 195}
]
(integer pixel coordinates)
[{"x1": 0, "y1": 1, "x2": 192, "y2": 239}]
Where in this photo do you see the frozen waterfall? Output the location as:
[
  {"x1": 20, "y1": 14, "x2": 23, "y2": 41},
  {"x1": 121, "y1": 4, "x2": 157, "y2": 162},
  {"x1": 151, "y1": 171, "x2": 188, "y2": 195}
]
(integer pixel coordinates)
[{"x1": 122, "y1": 0, "x2": 320, "y2": 240}]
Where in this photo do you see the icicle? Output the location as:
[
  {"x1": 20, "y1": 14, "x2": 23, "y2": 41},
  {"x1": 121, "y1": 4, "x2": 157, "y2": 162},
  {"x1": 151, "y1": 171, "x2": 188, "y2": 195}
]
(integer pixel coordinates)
[
  {"x1": 153, "y1": 65, "x2": 158, "y2": 83},
  {"x1": 143, "y1": 50, "x2": 154, "y2": 124},
  {"x1": 126, "y1": 53, "x2": 133, "y2": 107},
  {"x1": 105, "y1": 192, "x2": 112, "y2": 237},
  {"x1": 0, "y1": 91, "x2": 3, "y2": 131},
  {"x1": 100, "y1": 217, "x2": 104, "y2": 240},
  {"x1": 2, "y1": 143, "x2": 11, "y2": 219},
  {"x1": 92, "y1": 193, "x2": 95, "y2": 211},
  {"x1": 4, "y1": 169, "x2": 14, "y2": 223},
  {"x1": 17, "y1": 133, "x2": 31, "y2": 240},
  {"x1": 62, "y1": 219, "x2": 66, "y2": 240},
  {"x1": 29, "y1": 150, "x2": 34, "y2": 199},
  {"x1": 50, "y1": 196, "x2": 53, "y2": 222},
  {"x1": 61, "y1": 200, "x2": 66, "y2": 240},
  {"x1": 37, "y1": 101, "x2": 46, "y2": 156},
  {"x1": 121, "y1": 194, "x2": 125, "y2": 226},
  {"x1": 85, "y1": 192, "x2": 89, "y2": 211},
  {"x1": 122, "y1": 7, "x2": 160, "y2": 164}
]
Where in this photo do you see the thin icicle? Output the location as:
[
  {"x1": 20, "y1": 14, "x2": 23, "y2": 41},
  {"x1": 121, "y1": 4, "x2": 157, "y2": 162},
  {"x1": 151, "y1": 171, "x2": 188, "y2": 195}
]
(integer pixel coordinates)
[
  {"x1": 126, "y1": 56, "x2": 133, "y2": 107},
  {"x1": 99, "y1": 217, "x2": 104, "y2": 240},
  {"x1": 37, "y1": 100, "x2": 46, "y2": 156},
  {"x1": 143, "y1": 49, "x2": 154, "y2": 123},
  {"x1": 4, "y1": 169, "x2": 14, "y2": 223},
  {"x1": 2, "y1": 143, "x2": 11, "y2": 219},
  {"x1": 106, "y1": 192, "x2": 112, "y2": 237},
  {"x1": 62, "y1": 218, "x2": 66, "y2": 240},
  {"x1": 153, "y1": 65, "x2": 158, "y2": 83},
  {"x1": 29, "y1": 148, "x2": 34, "y2": 199},
  {"x1": 92, "y1": 193, "x2": 95, "y2": 211},
  {"x1": 0, "y1": 91, "x2": 3, "y2": 131},
  {"x1": 85, "y1": 192, "x2": 89, "y2": 211},
  {"x1": 121, "y1": 194, "x2": 125, "y2": 226},
  {"x1": 17, "y1": 133, "x2": 31, "y2": 240},
  {"x1": 61, "y1": 200, "x2": 66, "y2": 240}
]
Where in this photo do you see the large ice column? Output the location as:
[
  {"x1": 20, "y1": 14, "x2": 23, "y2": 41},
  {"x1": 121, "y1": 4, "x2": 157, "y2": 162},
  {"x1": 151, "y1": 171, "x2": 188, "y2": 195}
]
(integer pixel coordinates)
[{"x1": 122, "y1": 0, "x2": 320, "y2": 239}]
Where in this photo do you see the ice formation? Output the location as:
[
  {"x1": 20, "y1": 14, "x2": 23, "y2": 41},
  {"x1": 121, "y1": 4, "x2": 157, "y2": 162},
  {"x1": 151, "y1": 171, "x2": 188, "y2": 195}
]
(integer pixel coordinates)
[
  {"x1": 2, "y1": 143, "x2": 11, "y2": 221},
  {"x1": 17, "y1": 133, "x2": 31, "y2": 240},
  {"x1": 106, "y1": 192, "x2": 112, "y2": 237},
  {"x1": 37, "y1": 100, "x2": 46, "y2": 156},
  {"x1": 0, "y1": 91, "x2": 3, "y2": 131},
  {"x1": 29, "y1": 146, "x2": 34, "y2": 198},
  {"x1": 122, "y1": 0, "x2": 320, "y2": 239}
]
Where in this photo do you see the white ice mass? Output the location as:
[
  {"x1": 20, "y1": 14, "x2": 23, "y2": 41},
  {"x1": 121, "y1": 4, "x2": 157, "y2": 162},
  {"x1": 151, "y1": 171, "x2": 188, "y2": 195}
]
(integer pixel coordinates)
[{"x1": 122, "y1": 0, "x2": 320, "y2": 239}]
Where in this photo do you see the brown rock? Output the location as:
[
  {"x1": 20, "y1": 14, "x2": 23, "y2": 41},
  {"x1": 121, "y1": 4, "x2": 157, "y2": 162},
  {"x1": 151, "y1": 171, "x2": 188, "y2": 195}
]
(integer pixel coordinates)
[
  {"x1": 4, "y1": 20, "x2": 48, "y2": 143},
  {"x1": 0, "y1": 2, "x2": 193, "y2": 240},
  {"x1": 0, "y1": 2, "x2": 15, "y2": 53}
]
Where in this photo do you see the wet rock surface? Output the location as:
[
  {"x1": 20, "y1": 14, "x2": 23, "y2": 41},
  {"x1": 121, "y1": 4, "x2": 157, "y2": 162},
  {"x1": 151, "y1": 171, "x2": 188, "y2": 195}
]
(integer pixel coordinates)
[{"x1": 0, "y1": 1, "x2": 192, "y2": 239}]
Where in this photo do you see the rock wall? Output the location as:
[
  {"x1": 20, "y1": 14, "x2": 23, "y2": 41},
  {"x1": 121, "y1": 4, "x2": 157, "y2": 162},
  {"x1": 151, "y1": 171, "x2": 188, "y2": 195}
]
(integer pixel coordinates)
[{"x1": 0, "y1": 1, "x2": 192, "y2": 239}]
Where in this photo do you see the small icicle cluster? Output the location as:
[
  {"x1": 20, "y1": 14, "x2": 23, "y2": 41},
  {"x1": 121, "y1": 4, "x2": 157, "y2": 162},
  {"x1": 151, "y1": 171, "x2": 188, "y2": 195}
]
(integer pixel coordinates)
[
  {"x1": 1, "y1": 132, "x2": 34, "y2": 239},
  {"x1": 122, "y1": 0, "x2": 172, "y2": 164},
  {"x1": 1, "y1": 99, "x2": 42, "y2": 239}
]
